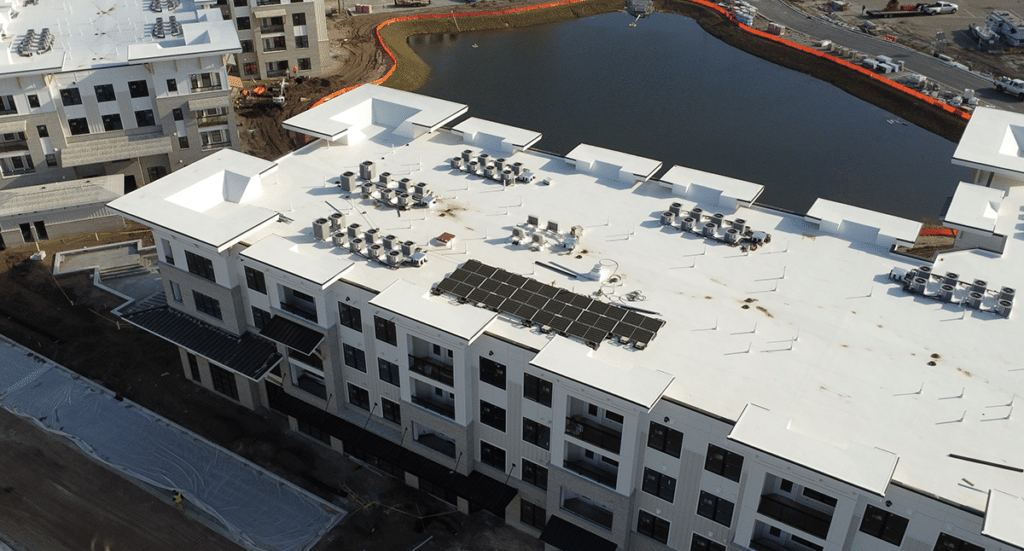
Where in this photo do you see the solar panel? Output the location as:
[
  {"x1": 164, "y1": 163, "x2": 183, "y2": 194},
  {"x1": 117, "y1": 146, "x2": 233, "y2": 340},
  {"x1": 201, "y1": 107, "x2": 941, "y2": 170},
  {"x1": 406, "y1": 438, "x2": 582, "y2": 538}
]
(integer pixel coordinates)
[
  {"x1": 561, "y1": 305, "x2": 583, "y2": 321},
  {"x1": 633, "y1": 328, "x2": 655, "y2": 345},
  {"x1": 588, "y1": 301, "x2": 611, "y2": 316},
  {"x1": 638, "y1": 316, "x2": 665, "y2": 332},
  {"x1": 611, "y1": 321, "x2": 638, "y2": 340},
  {"x1": 593, "y1": 315, "x2": 618, "y2": 332},
  {"x1": 465, "y1": 272, "x2": 487, "y2": 288},
  {"x1": 565, "y1": 321, "x2": 589, "y2": 339},
  {"x1": 578, "y1": 310, "x2": 601, "y2": 326},
  {"x1": 452, "y1": 282, "x2": 474, "y2": 299},
  {"x1": 533, "y1": 310, "x2": 556, "y2": 326},
  {"x1": 482, "y1": 293, "x2": 505, "y2": 310},
  {"x1": 463, "y1": 259, "x2": 484, "y2": 272},
  {"x1": 475, "y1": 264, "x2": 498, "y2": 278},
  {"x1": 584, "y1": 326, "x2": 609, "y2": 344},
  {"x1": 549, "y1": 316, "x2": 572, "y2": 333},
  {"x1": 523, "y1": 279, "x2": 545, "y2": 293},
  {"x1": 434, "y1": 278, "x2": 458, "y2": 294},
  {"x1": 569, "y1": 295, "x2": 593, "y2": 309},
  {"x1": 505, "y1": 273, "x2": 528, "y2": 288},
  {"x1": 497, "y1": 282, "x2": 517, "y2": 298},
  {"x1": 623, "y1": 310, "x2": 647, "y2": 326},
  {"x1": 467, "y1": 288, "x2": 489, "y2": 303},
  {"x1": 480, "y1": 278, "x2": 502, "y2": 293},
  {"x1": 492, "y1": 269, "x2": 514, "y2": 283},
  {"x1": 511, "y1": 289, "x2": 533, "y2": 302},
  {"x1": 544, "y1": 301, "x2": 566, "y2": 316},
  {"x1": 515, "y1": 304, "x2": 539, "y2": 321},
  {"x1": 536, "y1": 285, "x2": 558, "y2": 299},
  {"x1": 526, "y1": 293, "x2": 548, "y2": 308},
  {"x1": 449, "y1": 268, "x2": 471, "y2": 282},
  {"x1": 554, "y1": 288, "x2": 575, "y2": 302}
]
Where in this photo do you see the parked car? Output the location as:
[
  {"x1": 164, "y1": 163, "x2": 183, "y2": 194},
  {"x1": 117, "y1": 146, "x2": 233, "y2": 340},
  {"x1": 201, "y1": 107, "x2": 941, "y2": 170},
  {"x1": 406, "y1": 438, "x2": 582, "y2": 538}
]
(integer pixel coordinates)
[{"x1": 923, "y1": 1, "x2": 957, "y2": 14}]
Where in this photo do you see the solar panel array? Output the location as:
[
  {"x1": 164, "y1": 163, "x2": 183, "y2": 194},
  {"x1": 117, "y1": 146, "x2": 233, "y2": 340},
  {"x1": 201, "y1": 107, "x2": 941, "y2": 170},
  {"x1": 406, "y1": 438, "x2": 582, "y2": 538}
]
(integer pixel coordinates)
[{"x1": 433, "y1": 260, "x2": 665, "y2": 349}]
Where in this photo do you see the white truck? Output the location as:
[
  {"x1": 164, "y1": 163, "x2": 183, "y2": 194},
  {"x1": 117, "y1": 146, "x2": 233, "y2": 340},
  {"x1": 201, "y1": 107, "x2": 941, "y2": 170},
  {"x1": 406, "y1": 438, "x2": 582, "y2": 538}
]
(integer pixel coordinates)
[{"x1": 994, "y1": 76, "x2": 1024, "y2": 100}]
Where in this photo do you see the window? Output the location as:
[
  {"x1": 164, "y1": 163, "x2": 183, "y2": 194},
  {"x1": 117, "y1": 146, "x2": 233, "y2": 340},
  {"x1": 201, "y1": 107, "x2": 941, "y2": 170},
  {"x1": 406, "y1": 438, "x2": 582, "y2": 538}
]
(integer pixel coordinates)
[
  {"x1": 295, "y1": 35, "x2": 308, "y2": 48},
  {"x1": 802, "y1": 487, "x2": 838, "y2": 507},
  {"x1": 244, "y1": 266, "x2": 266, "y2": 293},
  {"x1": 692, "y1": 534, "x2": 727, "y2": 551},
  {"x1": 192, "y1": 291, "x2": 222, "y2": 320},
  {"x1": 36, "y1": 124, "x2": 48, "y2": 138},
  {"x1": 252, "y1": 307, "x2": 271, "y2": 329},
  {"x1": 480, "y1": 441, "x2": 505, "y2": 471},
  {"x1": 135, "y1": 109, "x2": 156, "y2": 127},
  {"x1": 605, "y1": 410, "x2": 624, "y2": 424},
  {"x1": 187, "y1": 353, "x2": 201, "y2": 381},
  {"x1": 860, "y1": 505, "x2": 909, "y2": 547},
  {"x1": 60, "y1": 88, "x2": 83, "y2": 106},
  {"x1": 297, "y1": 57, "x2": 311, "y2": 70},
  {"x1": 339, "y1": 302, "x2": 362, "y2": 331},
  {"x1": 479, "y1": 357, "x2": 506, "y2": 389},
  {"x1": 1, "y1": 155, "x2": 34, "y2": 176},
  {"x1": 244, "y1": 63, "x2": 258, "y2": 76},
  {"x1": 179, "y1": 137, "x2": 190, "y2": 149},
  {"x1": 172, "y1": 108, "x2": 184, "y2": 121},
  {"x1": 128, "y1": 80, "x2": 149, "y2": 98},
  {"x1": 523, "y1": 373, "x2": 552, "y2": 406},
  {"x1": 297, "y1": 419, "x2": 330, "y2": 444},
  {"x1": 343, "y1": 344, "x2": 367, "y2": 372},
  {"x1": 637, "y1": 510, "x2": 670, "y2": 544},
  {"x1": 27, "y1": 94, "x2": 39, "y2": 108},
  {"x1": 68, "y1": 118, "x2": 89, "y2": 136},
  {"x1": 236, "y1": 16, "x2": 251, "y2": 29},
  {"x1": 200, "y1": 129, "x2": 230, "y2": 150},
  {"x1": 170, "y1": 281, "x2": 182, "y2": 303},
  {"x1": 101, "y1": 114, "x2": 123, "y2": 131},
  {"x1": 94, "y1": 84, "x2": 116, "y2": 102},
  {"x1": 0, "y1": 95, "x2": 16, "y2": 115},
  {"x1": 374, "y1": 316, "x2": 397, "y2": 345},
  {"x1": 382, "y1": 398, "x2": 401, "y2": 424},
  {"x1": 780, "y1": 479, "x2": 793, "y2": 493},
  {"x1": 210, "y1": 365, "x2": 239, "y2": 399},
  {"x1": 522, "y1": 418, "x2": 550, "y2": 450},
  {"x1": 241, "y1": 39, "x2": 254, "y2": 53},
  {"x1": 480, "y1": 401, "x2": 506, "y2": 431},
  {"x1": 934, "y1": 533, "x2": 984, "y2": 551},
  {"x1": 166, "y1": 78, "x2": 178, "y2": 92},
  {"x1": 184, "y1": 251, "x2": 216, "y2": 281},
  {"x1": 642, "y1": 468, "x2": 676, "y2": 502},
  {"x1": 705, "y1": 444, "x2": 744, "y2": 482},
  {"x1": 190, "y1": 72, "x2": 223, "y2": 92},
  {"x1": 521, "y1": 500, "x2": 546, "y2": 530},
  {"x1": 696, "y1": 491, "x2": 734, "y2": 527},
  {"x1": 45, "y1": 153, "x2": 57, "y2": 167},
  {"x1": 792, "y1": 535, "x2": 824, "y2": 551},
  {"x1": 233, "y1": 0, "x2": 246, "y2": 6},
  {"x1": 347, "y1": 383, "x2": 370, "y2": 411},
  {"x1": 521, "y1": 459, "x2": 548, "y2": 490},
  {"x1": 378, "y1": 358, "x2": 400, "y2": 386},
  {"x1": 647, "y1": 422, "x2": 683, "y2": 458},
  {"x1": 292, "y1": 12, "x2": 306, "y2": 25}
]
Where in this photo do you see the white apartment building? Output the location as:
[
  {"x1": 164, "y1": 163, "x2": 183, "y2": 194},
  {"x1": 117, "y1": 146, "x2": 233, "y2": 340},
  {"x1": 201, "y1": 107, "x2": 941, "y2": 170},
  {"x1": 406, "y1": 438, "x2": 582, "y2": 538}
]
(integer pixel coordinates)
[
  {"x1": 216, "y1": 0, "x2": 328, "y2": 80},
  {"x1": 0, "y1": 0, "x2": 240, "y2": 190},
  {"x1": 108, "y1": 85, "x2": 1024, "y2": 551}
]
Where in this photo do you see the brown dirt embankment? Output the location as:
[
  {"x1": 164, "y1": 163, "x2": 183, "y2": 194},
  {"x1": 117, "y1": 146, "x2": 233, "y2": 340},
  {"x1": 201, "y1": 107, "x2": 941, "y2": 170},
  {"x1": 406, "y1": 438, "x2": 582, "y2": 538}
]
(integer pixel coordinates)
[{"x1": 375, "y1": 0, "x2": 967, "y2": 141}]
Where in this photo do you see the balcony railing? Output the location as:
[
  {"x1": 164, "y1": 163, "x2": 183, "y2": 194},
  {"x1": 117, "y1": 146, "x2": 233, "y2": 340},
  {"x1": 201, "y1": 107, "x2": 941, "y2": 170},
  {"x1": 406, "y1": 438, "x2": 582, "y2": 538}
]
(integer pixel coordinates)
[
  {"x1": 416, "y1": 433, "x2": 456, "y2": 458},
  {"x1": 259, "y1": 24, "x2": 285, "y2": 33},
  {"x1": 408, "y1": 355, "x2": 454, "y2": 387},
  {"x1": 757, "y1": 494, "x2": 832, "y2": 540},
  {"x1": 201, "y1": 139, "x2": 231, "y2": 151},
  {"x1": 295, "y1": 373, "x2": 327, "y2": 399},
  {"x1": 750, "y1": 538, "x2": 808, "y2": 551},
  {"x1": 562, "y1": 497, "x2": 613, "y2": 530},
  {"x1": 564, "y1": 459, "x2": 617, "y2": 489},
  {"x1": 280, "y1": 301, "x2": 317, "y2": 323},
  {"x1": 265, "y1": 69, "x2": 288, "y2": 78},
  {"x1": 565, "y1": 416, "x2": 621, "y2": 454},
  {"x1": 411, "y1": 394, "x2": 455, "y2": 420},
  {"x1": 0, "y1": 141, "x2": 29, "y2": 154},
  {"x1": 190, "y1": 84, "x2": 223, "y2": 93},
  {"x1": 197, "y1": 114, "x2": 228, "y2": 127}
]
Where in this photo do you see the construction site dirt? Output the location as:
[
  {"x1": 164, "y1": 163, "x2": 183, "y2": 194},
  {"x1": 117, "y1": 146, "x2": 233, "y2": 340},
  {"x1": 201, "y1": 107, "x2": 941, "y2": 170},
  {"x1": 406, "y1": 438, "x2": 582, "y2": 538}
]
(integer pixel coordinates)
[{"x1": 0, "y1": 230, "x2": 540, "y2": 551}]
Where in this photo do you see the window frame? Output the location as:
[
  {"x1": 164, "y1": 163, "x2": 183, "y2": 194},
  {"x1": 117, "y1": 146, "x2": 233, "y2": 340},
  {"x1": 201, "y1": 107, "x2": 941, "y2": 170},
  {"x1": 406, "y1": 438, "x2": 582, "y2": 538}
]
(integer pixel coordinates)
[
  {"x1": 521, "y1": 459, "x2": 548, "y2": 490},
  {"x1": 480, "y1": 440, "x2": 505, "y2": 471},
  {"x1": 480, "y1": 400, "x2": 506, "y2": 432},
  {"x1": 192, "y1": 290, "x2": 222, "y2": 320},
  {"x1": 209, "y1": 364, "x2": 239, "y2": 399},
  {"x1": 127, "y1": 80, "x2": 150, "y2": 98},
  {"x1": 374, "y1": 315, "x2": 397, "y2": 345},
  {"x1": 704, "y1": 444, "x2": 744, "y2": 482},
  {"x1": 522, "y1": 418, "x2": 550, "y2": 450},
  {"x1": 101, "y1": 113, "x2": 123, "y2": 131},
  {"x1": 691, "y1": 534, "x2": 727, "y2": 551},
  {"x1": 343, "y1": 343, "x2": 367, "y2": 372},
  {"x1": 252, "y1": 306, "x2": 271, "y2": 329},
  {"x1": 523, "y1": 373, "x2": 552, "y2": 407},
  {"x1": 381, "y1": 397, "x2": 401, "y2": 424},
  {"x1": 859, "y1": 504, "x2": 910, "y2": 547},
  {"x1": 134, "y1": 109, "x2": 156, "y2": 128},
  {"x1": 642, "y1": 467, "x2": 677, "y2": 503},
  {"x1": 244, "y1": 266, "x2": 267, "y2": 294},
  {"x1": 637, "y1": 510, "x2": 670, "y2": 544},
  {"x1": 184, "y1": 250, "x2": 216, "y2": 281},
  {"x1": 934, "y1": 533, "x2": 984, "y2": 551},
  {"x1": 696, "y1": 491, "x2": 734, "y2": 527},
  {"x1": 647, "y1": 422, "x2": 684, "y2": 458},
  {"x1": 347, "y1": 383, "x2": 370, "y2": 411},
  {"x1": 339, "y1": 302, "x2": 362, "y2": 331},
  {"x1": 378, "y1": 358, "x2": 400, "y2": 386},
  {"x1": 60, "y1": 88, "x2": 82, "y2": 106},
  {"x1": 68, "y1": 117, "x2": 89, "y2": 136},
  {"x1": 520, "y1": 500, "x2": 546, "y2": 530},
  {"x1": 479, "y1": 356, "x2": 506, "y2": 389}
]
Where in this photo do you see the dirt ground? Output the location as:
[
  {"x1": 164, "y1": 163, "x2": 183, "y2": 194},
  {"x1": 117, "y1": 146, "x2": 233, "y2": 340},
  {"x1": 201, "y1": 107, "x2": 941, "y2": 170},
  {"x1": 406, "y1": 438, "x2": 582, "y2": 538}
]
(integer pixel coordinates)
[{"x1": 0, "y1": 228, "x2": 540, "y2": 551}]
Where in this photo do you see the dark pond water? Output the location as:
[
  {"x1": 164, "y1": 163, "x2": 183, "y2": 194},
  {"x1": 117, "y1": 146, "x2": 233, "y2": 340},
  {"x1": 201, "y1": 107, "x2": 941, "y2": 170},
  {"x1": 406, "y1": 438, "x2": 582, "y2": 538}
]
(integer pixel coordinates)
[{"x1": 409, "y1": 11, "x2": 970, "y2": 221}]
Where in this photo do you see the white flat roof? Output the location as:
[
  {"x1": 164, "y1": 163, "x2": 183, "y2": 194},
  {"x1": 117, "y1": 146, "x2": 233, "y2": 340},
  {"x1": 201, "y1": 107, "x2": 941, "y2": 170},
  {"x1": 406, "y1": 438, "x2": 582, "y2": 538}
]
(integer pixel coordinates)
[
  {"x1": 0, "y1": 0, "x2": 239, "y2": 76},
  {"x1": 659, "y1": 165, "x2": 764, "y2": 209},
  {"x1": 943, "y1": 182, "x2": 1005, "y2": 235},
  {"x1": 240, "y1": 234, "x2": 354, "y2": 289},
  {"x1": 115, "y1": 87, "x2": 1024, "y2": 513},
  {"x1": 107, "y1": 149, "x2": 278, "y2": 250},
  {"x1": 983, "y1": 490, "x2": 1024, "y2": 549},
  {"x1": 369, "y1": 279, "x2": 496, "y2": 343},
  {"x1": 531, "y1": 337, "x2": 674, "y2": 410},
  {"x1": 566, "y1": 143, "x2": 662, "y2": 180},
  {"x1": 729, "y1": 405, "x2": 898, "y2": 496},
  {"x1": 953, "y1": 107, "x2": 1024, "y2": 177},
  {"x1": 452, "y1": 118, "x2": 542, "y2": 152},
  {"x1": 805, "y1": 198, "x2": 922, "y2": 247}
]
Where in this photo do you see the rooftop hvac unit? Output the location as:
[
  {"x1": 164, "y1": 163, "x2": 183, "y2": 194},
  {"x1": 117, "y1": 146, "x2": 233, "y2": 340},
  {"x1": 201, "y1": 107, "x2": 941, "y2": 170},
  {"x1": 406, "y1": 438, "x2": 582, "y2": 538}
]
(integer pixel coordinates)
[
  {"x1": 340, "y1": 171, "x2": 358, "y2": 192},
  {"x1": 512, "y1": 227, "x2": 526, "y2": 244},
  {"x1": 365, "y1": 228, "x2": 380, "y2": 245},
  {"x1": 918, "y1": 265, "x2": 933, "y2": 280},
  {"x1": 944, "y1": 272, "x2": 959, "y2": 286},
  {"x1": 547, "y1": 220, "x2": 560, "y2": 233},
  {"x1": 397, "y1": 193, "x2": 411, "y2": 208},
  {"x1": 972, "y1": 279, "x2": 987, "y2": 294},
  {"x1": 478, "y1": 153, "x2": 490, "y2": 166},
  {"x1": 681, "y1": 217, "x2": 695, "y2": 232},
  {"x1": 889, "y1": 267, "x2": 910, "y2": 283},
  {"x1": 401, "y1": 240, "x2": 416, "y2": 255},
  {"x1": 468, "y1": 160, "x2": 479, "y2": 174},
  {"x1": 502, "y1": 169, "x2": 514, "y2": 184},
  {"x1": 967, "y1": 291, "x2": 983, "y2": 309},
  {"x1": 461, "y1": 149, "x2": 474, "y2": 162},
  {"x1": 399, "y1": 178, "x2": 413, "y2": 191},
  {"x1": 381, "y1": 189, "x2": 396, "y2": 204},
  {"x1": 532, "y1": 232, "x2": 547, "y2": 249},
  {"x1": 669, "y1": 202, "x2": 682, "y2": 215},
  {"x1": 332, "y1": 232, "x2": 346, "y2": 247},
  {"x1": 369, "y1": 244, "x2": 384, "y2": 259},
  {"x1": 386, "y1": 250, "x2": 402, "y2": 266},
  {"x1": 732, "y1": 218, "x2": 747, "y2": 232},
  {"x1": 349, "y1": 237, "x2": 364, "y2": 253},
  {"x1": 415, "y1": 182, "x2": 430, "y2": 198},
  {"x1": 996, "y1": 299, "x2": 1013, "y2": 318},
  {"x1": 359, "y1": 160, "x2": 376, "y2": 181},
  {"x1": 383, "y1": 234, "x2": 400, "y2": 250},
  {"x1": 379, "y1": 172, "x2": 393, "y2": 185},
  {"x1": 360, "y1": 181, "x2": 374, "y2": 197},
  {"x1": 702, "y1": 222, "x2": 717, "y2": 238},
  {"x1": 527, "y1": 215, "x2": 540, "y2": 227},
  {"x1": 329, "y1": 212, "x2": 346, "y2": 231},
  {"x1": 751, "y1": 230, "x2": 768, "y2": 244},
  {"x1": 910, "y1": 277, "x2": 927, "y2": 294},
  {"x1": 712, "y1": 213, "x2": 725, "y2": 226},
  {"x1": 512, "y1": 162, "x2": 524, "y2": 175},
  {"x1": 495, "y1": 158, "x2": 506, "y2": 171},
  {"x1": 450, "y1": 157, "x2": 464, "y2": 170},
  {"x1": 690, "y1": 207, "x2": 704, "y2": 220},
  {"x1": 660, "y1": 212, "x2": 675, "y2": 226},
  {"x1": 517, "y1": 171, "x2": 535, "y2": 183},
  {"x1": 487, "y1": 164, "x2": 500, "y2": 180},
  {"x1": 347, "y1": 223, "x2": 361, "y2": 239},
  {"x1": 939, "y1": 284, "x2": 955, "y2": 303},
  {"x1": 1000, "y1": 287, "x2": 1015, "y2": 302},
  {"x1": 725, "y1": 228, "x2": 741, "y2": 244},
  {"x1": 312, "y1": 218, "x2": 331, "y2": 241},
  {"x1": 409, "y1": 251, "x2": 427, "y2": 267}
]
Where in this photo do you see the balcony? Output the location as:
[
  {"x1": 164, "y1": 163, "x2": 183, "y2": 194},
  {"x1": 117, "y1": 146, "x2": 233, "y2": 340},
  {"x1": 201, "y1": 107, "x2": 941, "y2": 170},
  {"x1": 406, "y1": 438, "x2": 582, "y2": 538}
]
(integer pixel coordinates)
[
  {"x1": 564, "y1": 459, "x2": 617, "y2": 489},
  {"x1": 190, "y1": 84, "x2": 223, "y2": 93},
  {"x1": 416, "y1": 433, "x2": 456, "y2": 458},
  {"x1": 757, "y1": 494, "x2": 832, "y2": 540},
  {"x1": 0, "y1": 140, "x2": 29, "y2": 154},
  {"x1": 295, "y1": 372, "x2": 327, "y2": 399},
  {"x1": 280, "y1": 301, "x2": 317, "y2": 323},
  {"x1": 197, "y1": 114, "x2": 228, "y2": 127},
  {"x1": 565, "y1": 416, "x2": 621, "y2": 454},
  {"x1": 259, "y1": 24, "x2": 285, "y2": 34},
  {"x1": 408, "y1": 355, "x2": 454, "y2": 387},
  {"x1": 750, "y1": 538, "x2": 809, "y2": 551},
  {"x1": 562, "y1": 497, "x2": 613, "y2": 530},
  {"x1": 411, "y1": 394, "x2": 455, "y2": 420}
]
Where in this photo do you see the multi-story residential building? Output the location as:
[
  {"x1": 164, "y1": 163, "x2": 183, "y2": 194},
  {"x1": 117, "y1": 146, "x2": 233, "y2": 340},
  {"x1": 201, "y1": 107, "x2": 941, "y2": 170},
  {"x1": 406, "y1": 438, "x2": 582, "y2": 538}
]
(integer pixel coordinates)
[
  {"x1": 109, "y1": 85, "x2": 1024, "y2": 551},
  {"x1": 0, "y1": 0, "x2": 240, "y2": 190},
  {"x1": 217, "y1": 0, "x2": 327, "y2": 80}
]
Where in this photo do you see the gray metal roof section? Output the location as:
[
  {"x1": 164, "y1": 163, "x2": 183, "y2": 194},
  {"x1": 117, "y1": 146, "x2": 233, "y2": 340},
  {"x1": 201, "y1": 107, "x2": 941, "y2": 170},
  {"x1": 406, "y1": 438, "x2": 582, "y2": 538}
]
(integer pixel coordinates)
[
  {"x1": 259, "y1": 315, "x2": 324, "y2": 356},
  {"x1": 61, "y1": 134, "x2": 173, "y2": 168},
  {"x1": 121, "y1": 306, "x2": 282, "y2": 380},
  {"x1": 0, "y1": 175, "x2": 123, "y2": 218}
]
